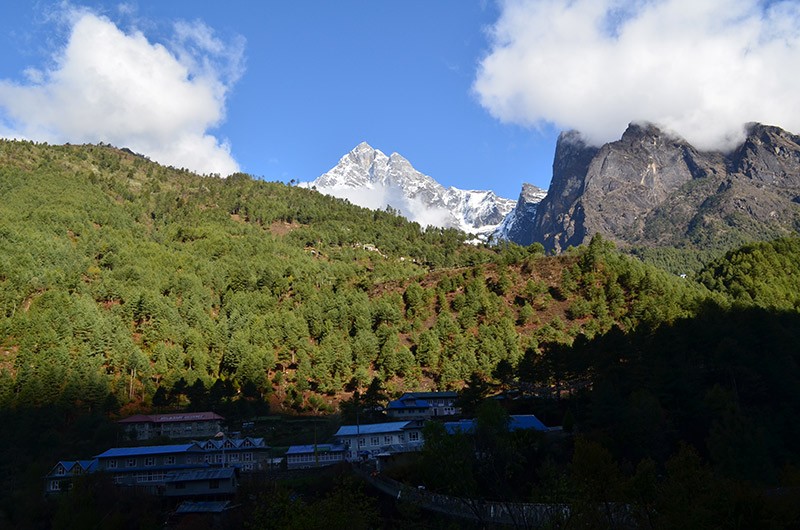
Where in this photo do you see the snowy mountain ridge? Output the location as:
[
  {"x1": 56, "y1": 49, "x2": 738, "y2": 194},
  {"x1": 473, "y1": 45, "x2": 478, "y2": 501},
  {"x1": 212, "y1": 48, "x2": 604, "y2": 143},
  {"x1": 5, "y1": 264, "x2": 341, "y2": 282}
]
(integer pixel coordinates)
[{"x1": 304, "y1": 142, "x2": 519, "y2": 237}]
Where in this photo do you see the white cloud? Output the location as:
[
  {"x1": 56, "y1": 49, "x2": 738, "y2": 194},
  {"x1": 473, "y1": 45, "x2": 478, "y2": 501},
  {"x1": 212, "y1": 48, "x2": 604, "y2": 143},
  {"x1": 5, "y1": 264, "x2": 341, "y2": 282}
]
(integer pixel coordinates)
[
  {"x1": 314, "y1": 184, "x2": 456, "y2": 229},
  {"x1": 475, "y1": 0, "x2": 800, "y2": 150},
  {"x1": 0, "y1": 9, "x2": 243, "y2": 176}
]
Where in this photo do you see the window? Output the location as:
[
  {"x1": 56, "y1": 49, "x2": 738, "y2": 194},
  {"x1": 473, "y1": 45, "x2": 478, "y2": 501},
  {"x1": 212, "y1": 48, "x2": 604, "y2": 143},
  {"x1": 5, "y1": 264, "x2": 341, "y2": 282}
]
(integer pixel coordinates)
[
  {"x1": 409, "y1": 432, "x2": 419, "y2": 442},
  {"x1": 215, "y1": 454, "x2": 223, "y2": 464},
  {"x1": 127, "y1": 458, "x2": 137, "y2": 468},
  {"x1": 145, "y1": 457, "x2": 155, "y2": 467},
  {"x1": 165, "y1": 456, "x2": 175, "y2": 465},
  {"x1": 371, "y1": 437, "x2": 380, "y2": 446},
  {"x1": 398, "y1": 434, "x2": 405, "y2": 443},
  {"x1": 108, "y1": 460, "x2": 118, "y2": 469},
  {"x1": 358, "y1": 438, "x2": 365, "y2": 447},
  {"x1": 384, "y1": 436, "x2": 392, "y2": 444},
  {"x1": 55, "y1": 465, "x2": 66, "y2": 476},
  {"x1": 49, "y1": 480, "x2": 61, "y2": 491},
  {"x1": 243, "y1": 453, "x2": 252, "y2": 462}
]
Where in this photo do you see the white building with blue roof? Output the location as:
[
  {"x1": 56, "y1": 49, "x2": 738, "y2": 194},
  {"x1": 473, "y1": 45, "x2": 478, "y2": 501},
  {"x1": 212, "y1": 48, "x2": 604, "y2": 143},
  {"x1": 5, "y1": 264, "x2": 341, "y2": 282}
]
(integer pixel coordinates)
[
  {"x1": 334, "y1": 420, "x2": 424, "y2": 461},
  {"x1": 45, "y1": 459, "x2": 99, "y2": 494},
  {"x1": 285, "y1": 444, "x2": 346, "y2": 469},
  {"x1": 93, "y1": 443, "x2": 208, "y2": 491},
  {"x1": 386, "y1": 391, "x2": 460, "y2": 420},
  {"x1": 45, "y1": 437, "x2": 269, "y2": 496}
]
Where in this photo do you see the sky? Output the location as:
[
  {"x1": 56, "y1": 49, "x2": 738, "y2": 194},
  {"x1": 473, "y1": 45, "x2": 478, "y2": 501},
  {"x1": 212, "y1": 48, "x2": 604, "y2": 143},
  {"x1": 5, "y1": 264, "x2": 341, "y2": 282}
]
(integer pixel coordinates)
[{"x1": 1, "y1": 1, "x2": 799, "y2": 201}]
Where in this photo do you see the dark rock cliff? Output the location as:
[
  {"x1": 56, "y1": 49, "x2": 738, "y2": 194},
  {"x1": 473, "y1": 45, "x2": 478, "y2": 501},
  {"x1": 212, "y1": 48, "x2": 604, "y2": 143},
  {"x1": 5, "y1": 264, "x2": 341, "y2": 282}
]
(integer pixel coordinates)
[
  {"x1": 494, "y1": 183, "x2": 547, "y2": 246},
  {"x1": 530, "y1": 123, "x2": 800, "y2": 252}
]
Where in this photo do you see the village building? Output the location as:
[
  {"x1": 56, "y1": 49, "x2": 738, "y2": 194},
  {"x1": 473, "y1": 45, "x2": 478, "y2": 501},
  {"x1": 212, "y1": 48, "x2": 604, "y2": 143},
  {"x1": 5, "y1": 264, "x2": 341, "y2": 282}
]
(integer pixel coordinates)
[
  {"x1": 118, "y1": 411, "x2": 224, "y2": 441},
  {"x1": 385, "y1": 391, "x2": 459, "y2": 420},
  {"x1": 285, "y1": 444, "x2": 347, "y2": 470},
  {"x1": 44, "y1": 459, "x2": 98, "y2": 495},
  {"x1": 334, "y1": 421, "x2": 424, "y2": 461},
  {"x1": 443, "y1": 414, "x2": 554, "y2": 435},
  {"x1": 164, "y1": 467, "x2": 238, "y2": 498},
  {"x1": 92, "y1": 443, "x2": 208, "y2": 493},
  {"x1": 195, "y1": 436, "x2": 270, "y2": 472},
  {"x1": 45, "y1": 436, "x2": 267, "y2": 496}
]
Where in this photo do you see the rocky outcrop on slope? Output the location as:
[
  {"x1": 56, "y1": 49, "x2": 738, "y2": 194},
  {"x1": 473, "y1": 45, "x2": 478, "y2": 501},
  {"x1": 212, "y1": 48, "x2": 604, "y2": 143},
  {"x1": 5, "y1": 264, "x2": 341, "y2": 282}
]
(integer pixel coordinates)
[
  {"x1": 493, "y1": 183, "x2": 547, "y2": 245},
  {"x1": 530, "y1": 123, "x2": 800, "y2": 252}
]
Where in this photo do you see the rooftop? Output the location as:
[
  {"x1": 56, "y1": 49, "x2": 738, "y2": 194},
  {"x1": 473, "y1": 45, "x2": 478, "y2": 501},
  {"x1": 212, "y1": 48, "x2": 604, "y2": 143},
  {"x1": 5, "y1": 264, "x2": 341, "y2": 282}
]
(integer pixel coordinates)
[
  {"x1": 286, "y1": 444, "x2": 346, "y2": 455},
  {"x1": 444, "y1": 414, "x2": 548, "y2": 435},
  {"x1": 95, "y1": 443, "x2": 203, "y2": 459},
  {"x1": 335, "y1": 421, "x2": 413, "y2": 437},
  {"x1": 118, "y1": 411, "x2": 224, "y2": 424},
  {"x1": 195, "y1": 437, "x2": 267, "y2": 450},
  {"x1": 175, "y1": 501, "x2": 233, "y2": 514},
  {"x1": 387, "y1": 398, "x2": 430, "y2": 410}
]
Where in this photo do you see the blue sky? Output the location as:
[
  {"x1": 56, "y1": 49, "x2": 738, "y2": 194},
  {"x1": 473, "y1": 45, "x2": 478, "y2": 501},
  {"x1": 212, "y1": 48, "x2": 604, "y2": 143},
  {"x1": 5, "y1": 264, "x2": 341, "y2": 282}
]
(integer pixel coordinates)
[
  {"x1": 1, "y1": 1, "x2": 799, "y2": 201},
  {"x1": 0, "y1": 1, "x2": 560, "y2": 199}
]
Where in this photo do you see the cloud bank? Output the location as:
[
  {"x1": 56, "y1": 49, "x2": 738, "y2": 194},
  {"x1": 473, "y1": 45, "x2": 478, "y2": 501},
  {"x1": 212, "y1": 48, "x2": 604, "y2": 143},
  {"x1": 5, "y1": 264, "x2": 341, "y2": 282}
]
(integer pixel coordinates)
[
  {"x1": 0, "y1": 8, "x2": 244, "y2": 176},
  {"x1": 313, "y1": 184, "x2": 456, "y2": 230},
  {"x1": 475, "y1": 0, "x2": 800, "y2": 150}
]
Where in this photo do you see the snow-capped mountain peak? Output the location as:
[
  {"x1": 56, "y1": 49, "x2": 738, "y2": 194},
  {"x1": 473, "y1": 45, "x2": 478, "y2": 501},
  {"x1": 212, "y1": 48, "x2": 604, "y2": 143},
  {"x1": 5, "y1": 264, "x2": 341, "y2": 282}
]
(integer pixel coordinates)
[{"x1": 303, "y1": 143, "x2": 517, "y2": 237}]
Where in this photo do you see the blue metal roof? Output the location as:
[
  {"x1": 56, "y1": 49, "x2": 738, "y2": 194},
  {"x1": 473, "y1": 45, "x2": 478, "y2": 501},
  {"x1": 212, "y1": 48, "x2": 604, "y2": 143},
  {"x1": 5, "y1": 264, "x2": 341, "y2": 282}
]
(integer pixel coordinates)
[
  {"x1": 194, "y1": 437, "x2": 267, "y2": 450},
  {"x1": 94, "y1": 443, "x2": 203, "y2": 459},
  {"x1": 444, "y1": 415, "x2": 548, "y2": 435},
  {"x1": 387, "y1": 398, "x2": 430, "y2": 410},
  {"x1": 285, "y1": 444, "x2": 346, "y2": 455},
  {"x1": 510, "y1": 415, "x2": 547, "y2": 431},
  {"x1": 175, "y1": 501, "x2": 232, "y2": 514},
  {"x1": 444, "y1": 419, "x2": 476, "y2": 435},
  {"x1": 335, "y1": 421, "x2": 412, "y2": 437}
]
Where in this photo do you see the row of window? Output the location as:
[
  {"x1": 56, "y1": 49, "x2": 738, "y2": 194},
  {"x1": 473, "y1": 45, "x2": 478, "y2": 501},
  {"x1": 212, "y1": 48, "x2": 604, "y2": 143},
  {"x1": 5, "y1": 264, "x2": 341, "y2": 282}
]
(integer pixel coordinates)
[
  {"x1": 48, "y1": 480, "x2": 69, "y2": 491},
  {"x1": 350, "y1": 431, "x2": 420, "y2": 448},
  {"x1": 202, "y1": 453, "x2": 253, "y2": 464},
  {"x1": 289, "y1": 453, "x2": 342, "y2": 463},
  {"x1": 105, "y1": 452, "x2": 254, "y2": 469}
]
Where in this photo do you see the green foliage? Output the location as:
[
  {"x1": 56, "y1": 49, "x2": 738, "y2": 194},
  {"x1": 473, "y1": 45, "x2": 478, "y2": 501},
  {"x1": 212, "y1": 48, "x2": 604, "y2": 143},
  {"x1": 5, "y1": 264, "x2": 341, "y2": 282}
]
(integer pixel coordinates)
[
  {"x1": 697, "y1": 237, "x2": 800, "y2": 310},
  {"x1": 247, "y1": 474, "x2": 380, "y2": 530},
  {"x1": 2, "y1": 140, "x2": 799, "y2": 419}
]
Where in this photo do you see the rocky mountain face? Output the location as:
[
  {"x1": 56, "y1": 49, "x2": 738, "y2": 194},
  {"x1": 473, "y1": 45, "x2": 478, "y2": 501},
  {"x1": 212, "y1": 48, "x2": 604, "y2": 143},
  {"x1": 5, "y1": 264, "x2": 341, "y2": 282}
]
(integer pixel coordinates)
[
  {"x1": 493, "y1": 183, "x2": 548, "y2": 245},
  {"x1": 306, "y1": 142, "x2": 516, "y2": 237},
  {"x1": 530, "y1": 123, "x2": 800, "y2": 252}
]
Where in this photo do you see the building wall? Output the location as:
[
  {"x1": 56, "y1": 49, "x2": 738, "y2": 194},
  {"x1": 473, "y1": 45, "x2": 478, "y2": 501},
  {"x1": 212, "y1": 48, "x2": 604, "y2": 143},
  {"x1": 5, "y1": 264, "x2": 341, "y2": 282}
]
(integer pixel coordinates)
[
  {"x1": 338, "y1": 429, "x2": 423, "y2": 460},
  {"x1": 286, "y1": 451, "x2": 344, "y2": 470},
  {"x1": 98, "y1": 452, "x2": 201, "y2": 472},
  {"x1": 123, "y1": 420, "x2": 222, "y2": 440},
  {"x1": 165, "y1": 477, "x2": 236, "y2": 497}
]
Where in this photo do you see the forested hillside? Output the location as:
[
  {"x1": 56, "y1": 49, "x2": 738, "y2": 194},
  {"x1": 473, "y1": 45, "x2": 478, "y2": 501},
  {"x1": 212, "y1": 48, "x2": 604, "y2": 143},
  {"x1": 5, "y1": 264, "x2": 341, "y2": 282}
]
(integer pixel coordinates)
[
  {"x1": 0, "y1": 139, "x2": 712, "y2": 414},
  {"x1": 3, "y1": 140, "x2": 800, "y2": 528}
]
